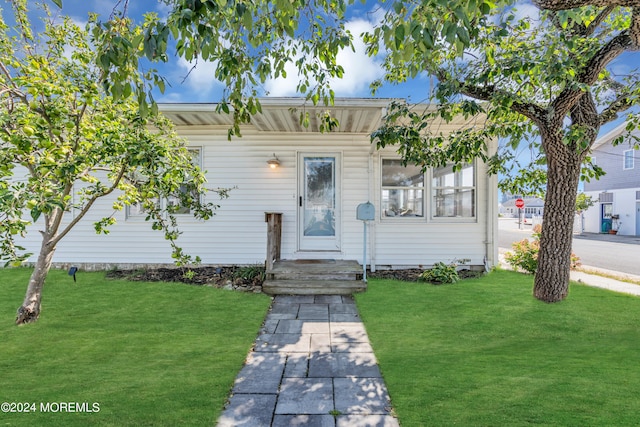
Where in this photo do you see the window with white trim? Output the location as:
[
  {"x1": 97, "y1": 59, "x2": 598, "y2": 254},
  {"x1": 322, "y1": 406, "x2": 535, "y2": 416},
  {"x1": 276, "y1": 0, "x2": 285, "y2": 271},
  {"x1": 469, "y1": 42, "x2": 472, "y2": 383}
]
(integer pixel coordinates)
[
  {"x1": 624, "y1": 150, "x2": 634, "y2": 170},
  {"x1": 381, "y1": 159, "x2": 424, "y2": 218},
  {"x1": 431, "y1": 163, "x2": 476, "y2": 218},
  {"x1": 167, "y1": 147, "x2": 202, "y2": 214},
  {"x1": 126, "y1": 198, "x2": 160, "y2": 218},
  {"x1": 127, "y1": 147, "x2": 202, "y2": 218}
]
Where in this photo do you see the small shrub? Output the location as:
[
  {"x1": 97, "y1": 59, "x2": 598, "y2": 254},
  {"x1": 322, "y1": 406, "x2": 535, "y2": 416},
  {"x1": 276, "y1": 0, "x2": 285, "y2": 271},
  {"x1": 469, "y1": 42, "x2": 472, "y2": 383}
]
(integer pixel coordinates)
[
  {"x1": 182, "y1": 269, "x2": 196, "y2": 280},
  {"x1": 232, "y1": 265, "x2": 265, "y2": 282},
  {"x1": 505, "y1": 225, "x2": 580, "y2": 274},
  {"x1": 419, "y1": 259, "x2": 470, "y2": 284},
  {"x1": 505, "y1": 238, "x2": 539, "y2": 274}
]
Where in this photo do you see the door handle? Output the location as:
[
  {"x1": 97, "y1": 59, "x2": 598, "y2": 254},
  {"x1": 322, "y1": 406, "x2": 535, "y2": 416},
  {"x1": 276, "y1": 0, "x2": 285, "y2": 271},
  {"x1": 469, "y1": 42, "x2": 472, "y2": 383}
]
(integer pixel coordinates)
[{"x1": 299, "y1": 196, "x2": 302, "y2": 207}]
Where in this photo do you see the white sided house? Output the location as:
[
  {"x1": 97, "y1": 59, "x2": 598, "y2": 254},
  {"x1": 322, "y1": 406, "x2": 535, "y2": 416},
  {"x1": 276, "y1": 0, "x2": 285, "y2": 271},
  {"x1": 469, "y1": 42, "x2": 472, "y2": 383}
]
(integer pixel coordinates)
[
  {"x1": 583, "y1": 122, "x2": 640, "y2": 236},
  {"x1": 18, "y1": 98, "x2": 498, "y2": 280}
]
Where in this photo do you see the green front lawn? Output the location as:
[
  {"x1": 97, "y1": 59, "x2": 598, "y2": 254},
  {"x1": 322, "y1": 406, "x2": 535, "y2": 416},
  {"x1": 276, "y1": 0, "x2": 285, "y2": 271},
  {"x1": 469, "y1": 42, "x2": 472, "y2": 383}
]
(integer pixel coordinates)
[
  {"x1": 4, "y1": 267, "x2": 639, "y2": 426},
  {"x1": 357, "y1": 270, "x2": 640, "y2": 427},
  {"x1": 0, "y1": 268, "x2": 271, "y2": 426}
]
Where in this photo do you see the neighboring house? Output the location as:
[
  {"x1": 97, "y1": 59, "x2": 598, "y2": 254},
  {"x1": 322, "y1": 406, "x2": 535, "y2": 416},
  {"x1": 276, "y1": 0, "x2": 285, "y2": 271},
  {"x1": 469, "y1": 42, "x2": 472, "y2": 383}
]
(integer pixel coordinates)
[
  {"x1": 500, "y1": 197, "x2": 545, "y2": 219},
  {"x1": 583, "y1": 122, "x2": 640, "y2": 236},
  {"x1": 17, "y1": 98, "x2": 499, "y2": 271}
]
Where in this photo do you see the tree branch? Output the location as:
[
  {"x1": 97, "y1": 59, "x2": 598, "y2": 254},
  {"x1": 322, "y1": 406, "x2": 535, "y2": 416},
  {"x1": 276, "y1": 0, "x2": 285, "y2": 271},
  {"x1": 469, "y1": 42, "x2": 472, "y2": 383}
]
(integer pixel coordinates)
[
  {"x1": 582, "y1": 6, "x2": 616, "y2": 37},
  {"x1": 631, "y1": 6, "x2": 640, "y2": 46},
  {"x1": 551, "y1": 23, "x2": 637, "y2": 119},
  {"x1": 50, "y1": 165, "x2": 127, "y2": 247},
  {"x1": 548, "y1": 6, "x2": 615, "y2": 36},
  {"x1": 456, "y1": 80, "x2": 548, "y2": 126},
  {"x1": 599, "y1": 93, "x2": 635, "y2": 124},
  {"x1": 569, "y1": 92, "x2": 599, "y2": 158},
  {"x1": 533, "y1": 0, "x2": 640, "y2": 11},
  {"x1": 436, "y1": 69, "x2": 548, "y2": 124}
]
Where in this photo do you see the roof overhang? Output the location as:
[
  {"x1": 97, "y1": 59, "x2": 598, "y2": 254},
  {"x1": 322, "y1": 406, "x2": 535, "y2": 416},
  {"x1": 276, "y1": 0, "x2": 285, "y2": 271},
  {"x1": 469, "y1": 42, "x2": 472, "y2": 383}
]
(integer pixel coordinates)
[{"x1": 159, "y1": 98, "x2": 394, "y2": 134}]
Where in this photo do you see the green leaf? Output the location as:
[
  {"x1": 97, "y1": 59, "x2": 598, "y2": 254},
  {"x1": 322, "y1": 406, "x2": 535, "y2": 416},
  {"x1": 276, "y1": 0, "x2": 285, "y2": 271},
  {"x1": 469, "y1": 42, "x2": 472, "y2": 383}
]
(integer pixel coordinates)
[
  {"x1": 51, "y1": 0, "x2": 62, "y2": 8},
  {"x1": 30, "y1": 208, "x2": 41, "y2": 223},
  {"x1": 394, "y1": 24, "x2": 405, "y2": 50},
  {"x1": 456, "y1": 26, "x2": 470, "y2": 46},
  {"x1": 423, "y1": 28, "x2": 434, "y2": 48}
]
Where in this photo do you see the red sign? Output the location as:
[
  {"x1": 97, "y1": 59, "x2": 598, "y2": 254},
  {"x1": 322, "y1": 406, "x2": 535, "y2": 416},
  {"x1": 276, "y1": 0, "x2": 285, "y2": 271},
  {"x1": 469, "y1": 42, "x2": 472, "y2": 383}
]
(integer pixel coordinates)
[{"x1": 515, "y1": 198, "x2": 525, "y2": 209}]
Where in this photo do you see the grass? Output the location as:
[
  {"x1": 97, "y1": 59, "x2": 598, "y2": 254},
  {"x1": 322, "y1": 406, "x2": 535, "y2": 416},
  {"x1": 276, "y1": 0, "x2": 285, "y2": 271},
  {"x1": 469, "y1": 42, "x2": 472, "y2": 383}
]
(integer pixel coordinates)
[
  {"x1": 356, "y1": 269, "x2": 640, "y2": 427},
  {"x1": 0, "y1": 268, "x2": 271, "y2": 426}
]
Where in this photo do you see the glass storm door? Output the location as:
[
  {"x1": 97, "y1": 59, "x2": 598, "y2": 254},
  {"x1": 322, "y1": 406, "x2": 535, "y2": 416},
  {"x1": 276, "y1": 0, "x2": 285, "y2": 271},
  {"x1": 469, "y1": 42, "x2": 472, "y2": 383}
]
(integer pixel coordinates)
[
  {"x1": 601, "y1": 203, "x2": 613, "y2": 233},
  {"x1": 299, "y1": 154, "x2": 340, "y2": 251}
]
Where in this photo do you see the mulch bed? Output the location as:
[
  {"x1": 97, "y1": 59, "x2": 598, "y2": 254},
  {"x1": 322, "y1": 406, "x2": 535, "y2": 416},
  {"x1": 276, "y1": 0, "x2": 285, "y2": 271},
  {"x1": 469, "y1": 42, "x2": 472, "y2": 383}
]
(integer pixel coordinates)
[
  {"x1": 106, "y1": 266, "x2": 264, "y2": 292},
  {"x1": 106, "y1": 266, "x2": 484, "y2": 292},
  {"x1": 368, "y1": 268, "x2": 483, "y2": 282}
]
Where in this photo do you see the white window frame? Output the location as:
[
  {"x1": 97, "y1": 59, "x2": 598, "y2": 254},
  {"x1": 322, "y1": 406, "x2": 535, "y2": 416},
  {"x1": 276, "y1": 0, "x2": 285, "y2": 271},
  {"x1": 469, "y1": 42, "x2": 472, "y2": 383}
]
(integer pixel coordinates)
[
  {"x1": 380, "y1": 158, "x2": 425, "y2": 220},
  {"x1": 623, "y1": 150, "x2": 634, "y2": 170},
  {"x1": 167, "y1": 147, "x2": 203, "y2": 215},
  {"x1": 126, "y1": 198, "x2": 160, "y2": 219},
  {"x1": 430, "y1": 162, "x2": 477, "y2": 222},
  {"x1": 126, "y1": 147, "x2": 203, "y2": 219}
]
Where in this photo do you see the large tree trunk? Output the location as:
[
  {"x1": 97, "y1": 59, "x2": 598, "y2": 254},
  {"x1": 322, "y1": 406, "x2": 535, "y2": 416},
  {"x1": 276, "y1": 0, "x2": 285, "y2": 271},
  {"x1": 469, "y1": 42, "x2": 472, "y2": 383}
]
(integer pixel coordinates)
[
  {"x1": 533, "y1": 134, "x2": 583, "y2": 303},
  {"x1": 16, "y1": 237, "x2": 56, "y2": 325}
]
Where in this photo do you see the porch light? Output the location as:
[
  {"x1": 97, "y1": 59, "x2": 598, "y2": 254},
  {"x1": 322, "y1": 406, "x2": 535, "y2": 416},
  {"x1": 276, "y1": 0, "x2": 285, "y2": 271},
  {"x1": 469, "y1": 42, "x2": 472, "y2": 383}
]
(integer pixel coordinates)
[{"x1": 267, "y1": 153, "x2": 280, "y2": 168}]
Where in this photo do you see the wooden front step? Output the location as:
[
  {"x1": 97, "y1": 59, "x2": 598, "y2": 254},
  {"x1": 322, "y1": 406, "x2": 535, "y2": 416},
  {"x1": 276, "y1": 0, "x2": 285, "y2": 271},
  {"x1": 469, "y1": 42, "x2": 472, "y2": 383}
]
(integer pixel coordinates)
[
  {"x1": 263, "y1": 279, "x2": 366, "y2": 295},
  {"x1": 263, "y1": 260, "x2": 366, "y2": 295}
]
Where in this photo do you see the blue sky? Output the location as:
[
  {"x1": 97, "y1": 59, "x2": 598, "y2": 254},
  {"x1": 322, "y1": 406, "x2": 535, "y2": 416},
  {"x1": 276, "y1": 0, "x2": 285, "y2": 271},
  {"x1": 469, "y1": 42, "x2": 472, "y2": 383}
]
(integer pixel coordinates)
[
  {"x1": 34, "y1": 0, "x2": 427, "y2": 103},
  {"x1": 10, "y1": 1, "x2": 636, "y2": 110},
  {"x1": 5, "y1": 0, "x2": 637, "y2": 140}
]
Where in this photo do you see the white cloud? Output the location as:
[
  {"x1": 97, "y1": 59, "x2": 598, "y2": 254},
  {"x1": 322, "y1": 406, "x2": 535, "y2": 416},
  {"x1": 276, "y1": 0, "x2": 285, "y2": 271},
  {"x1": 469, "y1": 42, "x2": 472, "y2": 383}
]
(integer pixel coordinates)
[
  {"x1": 174, "y1": 56, "x2": 224, "y2": 98},
  {"x1": 511, "y1": 1, "x2": 540, "y2": 24},
  {"x1": 263, "y1": 18, "x2": 384, "y2": 98},
  {"x1": 330, "y1": 19, "x2": 385, "y2": 95},
  {"x1": 154, "y1": 2, "x2": 172, "y2": 20}
]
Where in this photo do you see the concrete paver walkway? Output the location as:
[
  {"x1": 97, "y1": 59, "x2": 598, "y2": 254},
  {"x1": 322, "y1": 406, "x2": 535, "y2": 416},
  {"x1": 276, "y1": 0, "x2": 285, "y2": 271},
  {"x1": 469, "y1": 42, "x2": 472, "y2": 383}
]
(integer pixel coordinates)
[{"x1": 217, "y1": 295, "x2": 399, "y2": 427}]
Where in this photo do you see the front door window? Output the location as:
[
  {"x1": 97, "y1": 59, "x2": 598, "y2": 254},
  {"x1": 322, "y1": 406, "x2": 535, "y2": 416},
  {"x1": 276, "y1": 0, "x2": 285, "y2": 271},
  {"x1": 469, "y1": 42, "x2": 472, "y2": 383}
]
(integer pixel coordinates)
[
  {"x1": 299, "y1": 154, "x2": 340, "y2": 251},
  {"x1": 601, "y1": 203, "x2": 613, "y2": 232},
  {"x1": 304, "y1": 157, "x2": 335, "y2": 237}
]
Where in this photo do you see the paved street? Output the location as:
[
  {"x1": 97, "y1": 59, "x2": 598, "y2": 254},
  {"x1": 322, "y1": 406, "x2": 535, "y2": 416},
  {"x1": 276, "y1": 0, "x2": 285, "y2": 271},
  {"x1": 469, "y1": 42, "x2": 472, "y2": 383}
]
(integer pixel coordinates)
[{"x1": 498, "y1": 218, "x2": 640, "y2": 277}]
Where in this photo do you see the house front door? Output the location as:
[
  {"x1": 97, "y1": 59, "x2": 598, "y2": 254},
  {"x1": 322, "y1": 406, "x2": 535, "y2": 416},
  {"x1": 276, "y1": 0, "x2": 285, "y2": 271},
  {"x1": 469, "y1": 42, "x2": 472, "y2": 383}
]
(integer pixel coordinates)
[
  {"x1": 298, "y1": 153, "x2": 341, "y2": 252},
  {"x1": 601, "y1": 203, "x2": 613, "y2": 233}
]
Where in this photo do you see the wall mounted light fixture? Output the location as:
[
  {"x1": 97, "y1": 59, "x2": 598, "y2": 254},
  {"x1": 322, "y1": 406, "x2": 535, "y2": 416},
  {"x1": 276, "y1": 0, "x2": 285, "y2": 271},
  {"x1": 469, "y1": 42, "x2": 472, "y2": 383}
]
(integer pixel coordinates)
[{"x1": 267, "y1": 153, "x2": 280, "y2": 169}]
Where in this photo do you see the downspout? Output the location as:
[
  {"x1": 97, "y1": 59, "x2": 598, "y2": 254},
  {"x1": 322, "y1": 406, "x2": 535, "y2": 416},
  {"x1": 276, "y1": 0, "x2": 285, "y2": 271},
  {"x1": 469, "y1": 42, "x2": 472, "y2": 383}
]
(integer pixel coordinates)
[
  {"x1": 367, "y1": 104, "x2": 387, "y2": 272},
  {"x1": 485, "y1": 139, "x2": 498, "y2": 270},
  {"x1": 368, "y1": 147, "x2": 376, "y2": 272}
]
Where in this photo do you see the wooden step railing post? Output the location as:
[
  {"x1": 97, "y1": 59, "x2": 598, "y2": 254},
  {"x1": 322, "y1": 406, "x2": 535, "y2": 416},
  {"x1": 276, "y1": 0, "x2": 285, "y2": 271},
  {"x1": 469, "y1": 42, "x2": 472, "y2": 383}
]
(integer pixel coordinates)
[{"x1": 265, "y1": 212, "x2": 282, "y2": 271}]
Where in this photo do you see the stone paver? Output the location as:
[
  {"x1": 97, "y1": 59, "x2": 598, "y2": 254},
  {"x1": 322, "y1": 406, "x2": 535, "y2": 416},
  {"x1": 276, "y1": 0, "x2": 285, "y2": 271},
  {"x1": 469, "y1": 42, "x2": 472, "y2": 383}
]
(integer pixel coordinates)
[
  {"x1": 216, "y1": 294, "x2": 399, "y2": 427},
  {"x1": 273, "y1": 415, "x2": 336, "y2": 427},
  {"x1": 217, "y1": 394, "x2": 277, "y2": 427},
  {"x1": 276, "y1": 378, "x2": 334, "y2": 414}
]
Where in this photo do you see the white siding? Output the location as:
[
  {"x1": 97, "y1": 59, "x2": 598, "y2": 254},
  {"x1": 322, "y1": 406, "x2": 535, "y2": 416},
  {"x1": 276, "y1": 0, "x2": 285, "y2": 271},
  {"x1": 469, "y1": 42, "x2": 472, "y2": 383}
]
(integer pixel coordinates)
[{"x1": 16, "y1": 126, "x2": 497, "y2": 269}]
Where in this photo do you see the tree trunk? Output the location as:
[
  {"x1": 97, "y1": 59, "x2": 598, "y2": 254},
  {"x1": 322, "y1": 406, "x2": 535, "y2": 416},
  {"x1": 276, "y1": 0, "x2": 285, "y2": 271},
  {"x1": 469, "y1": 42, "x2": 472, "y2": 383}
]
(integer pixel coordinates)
[
  {"x1": 15, "y1": 237, "x2": 56, "y2": 325},
  {"x1": 533, "y1": 136, "x2": 582, "y2": 303}
]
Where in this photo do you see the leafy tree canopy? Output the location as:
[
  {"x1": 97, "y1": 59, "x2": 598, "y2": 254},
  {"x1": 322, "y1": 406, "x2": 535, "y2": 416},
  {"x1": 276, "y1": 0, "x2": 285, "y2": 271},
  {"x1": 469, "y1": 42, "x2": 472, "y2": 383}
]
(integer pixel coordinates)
[
  {"x1": 368, "y1": 0, "x2": 639, "y2": 190},
  {"x1": 1, "y1": 1, "x2": 220, "y2": 267},
  {"x1": 1, "y1": 0, "x2": 225, "y2": 323}
]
